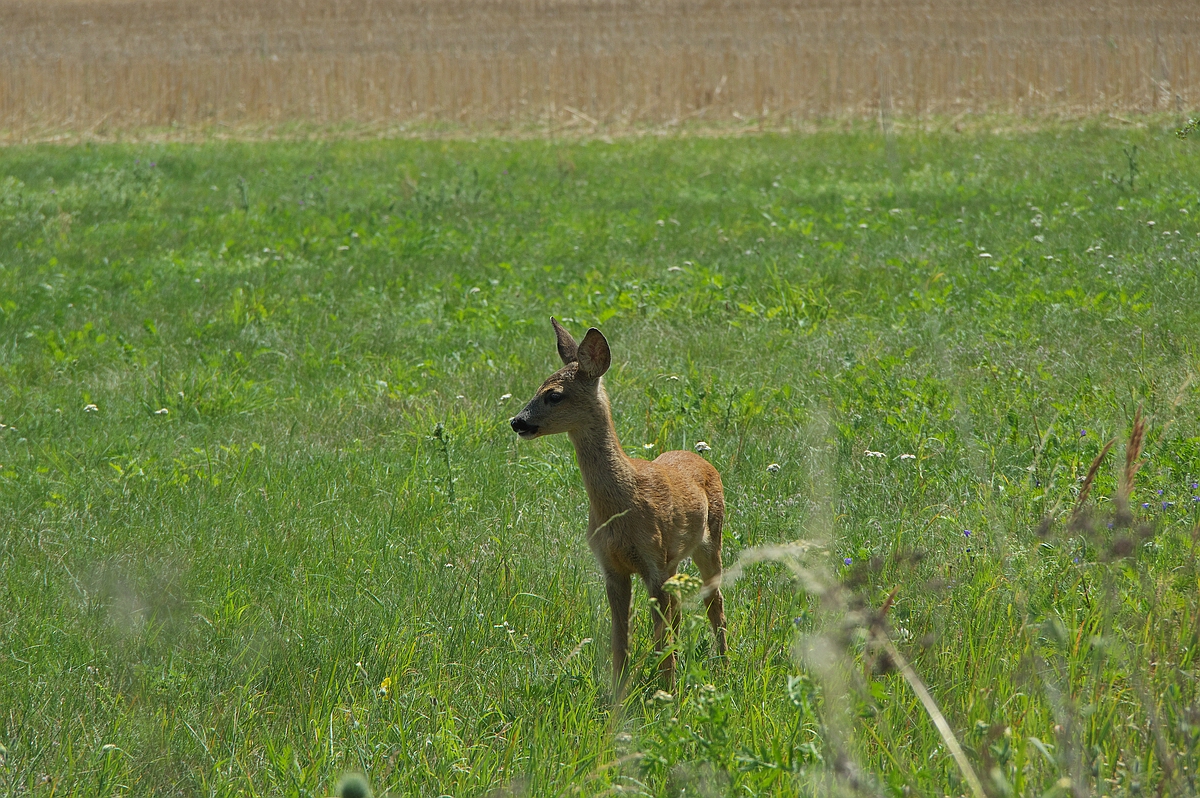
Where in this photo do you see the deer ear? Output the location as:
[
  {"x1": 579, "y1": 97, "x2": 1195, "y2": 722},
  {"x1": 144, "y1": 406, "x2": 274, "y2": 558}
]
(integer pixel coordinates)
[
  {"x1": 576, "y1": 328, "x2": 611, "y2": 378},
  {"x1": 551, "y1": 317, "x2": 578, "y2": 364}
]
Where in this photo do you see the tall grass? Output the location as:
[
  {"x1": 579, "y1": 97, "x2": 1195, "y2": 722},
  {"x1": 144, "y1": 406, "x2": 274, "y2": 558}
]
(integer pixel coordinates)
[{"x1": 3, "y1": 0, "x2": 1199, "y2": 135}]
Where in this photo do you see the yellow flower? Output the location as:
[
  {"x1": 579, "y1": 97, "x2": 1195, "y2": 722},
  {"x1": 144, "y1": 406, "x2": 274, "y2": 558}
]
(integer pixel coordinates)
[
  {"x1": 378, "y1": 676, "x2": 392, "y2": 699},
  {"x1": 663, "y1": 572, "x2": 703, "y2": 597}
]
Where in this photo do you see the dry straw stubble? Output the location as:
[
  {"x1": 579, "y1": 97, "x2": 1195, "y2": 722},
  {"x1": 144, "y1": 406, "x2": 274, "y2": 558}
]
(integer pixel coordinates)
[{"x1": 2, "y1": 0, "x2": 1199, "y2": 135}]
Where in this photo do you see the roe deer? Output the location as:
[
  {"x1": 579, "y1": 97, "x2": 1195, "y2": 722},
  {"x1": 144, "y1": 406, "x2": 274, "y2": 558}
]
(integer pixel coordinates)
[{"x1": 509, "y1": 318, "x2": 728, "y2": 693}]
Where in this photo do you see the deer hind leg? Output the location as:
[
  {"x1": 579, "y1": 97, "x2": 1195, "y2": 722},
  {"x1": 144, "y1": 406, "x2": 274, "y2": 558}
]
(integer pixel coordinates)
[
  {"x1": 648, "y1": 581, "x2": 679, "y2": 688},
  {"x1": 694, "y1": 517, "x2": 728, "y2": 658},
  {"x1": 606, "y1": 573, "x2": 633, "y2": 700}
]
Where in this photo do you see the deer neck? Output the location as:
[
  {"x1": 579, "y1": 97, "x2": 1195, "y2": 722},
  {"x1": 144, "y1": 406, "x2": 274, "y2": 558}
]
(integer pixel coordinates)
[{"x1": 567, "y1": 383, "x2": 636, "y2": 510}]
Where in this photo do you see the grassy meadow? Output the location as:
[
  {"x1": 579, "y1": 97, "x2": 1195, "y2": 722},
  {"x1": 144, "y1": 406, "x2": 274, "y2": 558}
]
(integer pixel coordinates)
[{"x1": 2, "y1": 126, "x2": 1200, "y2": 797}]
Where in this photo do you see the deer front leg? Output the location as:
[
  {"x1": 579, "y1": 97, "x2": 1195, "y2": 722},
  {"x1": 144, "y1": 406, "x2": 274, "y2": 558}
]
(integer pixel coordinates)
[{"x1": 605, "y1": 573, "x2": 632, "y2": 699}]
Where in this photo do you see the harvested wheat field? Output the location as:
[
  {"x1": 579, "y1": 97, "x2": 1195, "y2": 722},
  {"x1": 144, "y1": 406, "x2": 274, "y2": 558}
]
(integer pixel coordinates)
[{"x1": 2, "y1": 0, "x2": 1199, "y2": 135}]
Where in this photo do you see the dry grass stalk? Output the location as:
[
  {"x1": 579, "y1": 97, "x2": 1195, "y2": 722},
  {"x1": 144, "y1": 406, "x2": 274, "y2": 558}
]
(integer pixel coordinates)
[
  {"x1": 1070, "y1": 437, "x2": 1115, "y2": 521},
  {"x1": 2, "y1": 0, "x2": 1198, "y2": 134},
  {"x1": 875, "y1": 634, "x2": 987, "y2": 798},
  {"x1": 1116, "y1": 406, "x2": 1146, "y2": 521}
]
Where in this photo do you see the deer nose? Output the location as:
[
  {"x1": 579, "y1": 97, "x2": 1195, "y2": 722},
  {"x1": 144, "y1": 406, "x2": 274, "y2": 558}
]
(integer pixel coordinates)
[{"x1": 510, "y1": 416, "x2": 536, "y2": 435}]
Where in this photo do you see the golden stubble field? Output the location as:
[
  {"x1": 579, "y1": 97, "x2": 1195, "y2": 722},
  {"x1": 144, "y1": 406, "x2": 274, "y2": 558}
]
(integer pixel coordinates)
[{"x1": 2, "y1": 0, "x2": 1198, "y2": 134}]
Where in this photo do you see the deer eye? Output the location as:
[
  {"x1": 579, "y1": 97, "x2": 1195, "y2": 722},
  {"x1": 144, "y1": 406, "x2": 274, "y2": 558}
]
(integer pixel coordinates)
[{"x1": 545, "y1": 391, "x2": 565, "y2": 404}]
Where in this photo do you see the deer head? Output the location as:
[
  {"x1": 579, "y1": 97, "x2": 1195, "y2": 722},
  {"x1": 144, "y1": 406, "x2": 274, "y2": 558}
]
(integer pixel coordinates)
[{"x1": 509, "y1": 318, "x2": 611, "y2": 439}]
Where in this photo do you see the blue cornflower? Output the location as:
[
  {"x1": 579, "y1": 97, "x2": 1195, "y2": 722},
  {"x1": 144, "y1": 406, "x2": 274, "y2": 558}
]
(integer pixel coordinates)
[
  {"x1": 963, "y1": 529, "x2": 972, "y2": 538},
  {"x1": 1141, "y1": 502, "x2": 1151, "y2": 509},
  {"x1": 843, "y1": 557, "x2": 853, "y2": 566}
]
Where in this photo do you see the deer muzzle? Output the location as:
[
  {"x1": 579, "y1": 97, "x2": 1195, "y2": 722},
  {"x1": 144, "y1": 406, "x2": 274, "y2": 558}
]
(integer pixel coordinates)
[{"x1": 510, "y1": 415, "x2": 540, "y2": 438}]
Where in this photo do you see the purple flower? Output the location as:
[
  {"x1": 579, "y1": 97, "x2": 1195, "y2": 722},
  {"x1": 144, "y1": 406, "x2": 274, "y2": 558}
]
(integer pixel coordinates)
[
  {"x1": 843, "y1": 557, "x2": 853, "y2": 566},
  {"x1": 1080, "y1": 429, "x2": 1087, "y2": 437},
  {"x1": 1163, "y1": 501, "x2": 1174, "y2": 509},
  {"x1": 1073, "y1": 557, "x2": 1080, "y2": 564},
  {"x1": 963, "y1": 529, "x2": 972, "y2": 538},
  {"x1": 1193, "y1": 496, "x2": 1200, "y2": 503},
  {"x1": 1192, "y1": 482, "x2": 1198, "y2": 490},
  {"x1": 149, "y1": 161, "x2": 156, "y2": 168},
  {"x1": 1157, "y1": 489, "x2": 1164, "y2": 495},
  {"x1": 1141, "y1": 502, "x2": 1151, "y2": 509}
]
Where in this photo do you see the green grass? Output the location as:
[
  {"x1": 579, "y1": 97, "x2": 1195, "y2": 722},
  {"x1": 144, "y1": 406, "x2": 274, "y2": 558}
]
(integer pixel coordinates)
[{"x1": 2, "y1": 125, "x2": 1199, "y2": 797}]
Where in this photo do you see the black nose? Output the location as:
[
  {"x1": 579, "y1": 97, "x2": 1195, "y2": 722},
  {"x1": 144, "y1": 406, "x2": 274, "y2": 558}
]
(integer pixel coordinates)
[{"x1": 510, "y1": 416, "x2": 537, "y2": 435}]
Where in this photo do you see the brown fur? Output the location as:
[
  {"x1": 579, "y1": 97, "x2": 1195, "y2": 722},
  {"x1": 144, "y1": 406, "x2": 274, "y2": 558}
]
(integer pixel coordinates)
[{"x1": 510, "y1": 318, "x2": 728, "y2": 693}]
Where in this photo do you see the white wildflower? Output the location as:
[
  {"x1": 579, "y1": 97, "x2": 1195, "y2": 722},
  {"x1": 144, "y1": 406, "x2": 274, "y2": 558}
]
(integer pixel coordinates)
[
  {"x1": 83, "y1": 404, "x2": 98, "y2": 412},
  {"x1": 694, "y1": 441, "x2": 711, "y2": 453},
  {"x1": 897, "y1": 453, "x2": 916, "y2": 460},
  {"x1": 766, "y1": 463, "x2": 781, "y2": 473},
  {"x1": 864, "y1": 450, "x2": 886, "y2": 458},
  {"x1": 154, "y1": 408, "x2": 169, "y2": 415}
]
